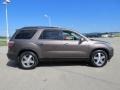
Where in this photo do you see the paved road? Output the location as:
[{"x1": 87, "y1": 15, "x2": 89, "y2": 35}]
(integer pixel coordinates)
[{"x1": 0, "y1": 38, "x2": 120, "y2": 90}]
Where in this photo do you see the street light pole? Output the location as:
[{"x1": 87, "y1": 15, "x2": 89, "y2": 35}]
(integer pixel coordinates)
[
  {"x1": 3, "y1": 0, "x2": 10, "y2": 44},
  {"x1": 5, "y1": 3, "x2": 9, "y2": 43},
  {"x1": 44, "y1": 14, "x2": 52, "y2": 26}
]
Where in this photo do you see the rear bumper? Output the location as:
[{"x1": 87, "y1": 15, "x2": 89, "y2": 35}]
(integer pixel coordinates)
[{"x1": 7, "y1": 52, "x2": 17, "y2": 61}]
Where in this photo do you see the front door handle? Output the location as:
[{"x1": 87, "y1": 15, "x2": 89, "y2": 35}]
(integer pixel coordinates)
[
  {"x1": 37, "y1": 43, "x2": 44, "y2": 46},
  {"x1": 64, "y1": 43, "x2": 69, "y2": 45}
]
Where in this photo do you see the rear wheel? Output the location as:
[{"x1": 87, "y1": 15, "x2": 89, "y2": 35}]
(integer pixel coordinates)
[
  {"x1": 90, "y1": 50, "x2": 108, "y2": 67},
  {"x1": 19, "y1": 51, "x2": 39, "y2": 69}
]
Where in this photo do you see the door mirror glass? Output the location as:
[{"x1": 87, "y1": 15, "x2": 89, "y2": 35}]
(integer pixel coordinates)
[{"x1": 79, "y1": 37, "x2": 85, "y2": 43}]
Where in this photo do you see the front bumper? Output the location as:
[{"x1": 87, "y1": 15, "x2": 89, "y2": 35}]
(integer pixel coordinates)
[{"x1": 108, "y1": 48, "x2": 114, "y2": 60}]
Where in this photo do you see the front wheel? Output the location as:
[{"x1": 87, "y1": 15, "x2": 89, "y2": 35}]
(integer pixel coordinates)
[
  {"x1": 90, "y1": 50, "x2": 108, "y2": 67},
  {"x1": 19, "y1": 51, "x2": 39, "y2": 69}
]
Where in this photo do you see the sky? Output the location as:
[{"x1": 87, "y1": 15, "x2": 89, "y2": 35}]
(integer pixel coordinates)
[{"x1": 0, "y1": 0, "x2": 120, "y2": 36}]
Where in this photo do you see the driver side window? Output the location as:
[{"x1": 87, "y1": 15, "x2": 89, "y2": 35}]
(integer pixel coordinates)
[{"x1": 62, "y1": 31, "x2": 81, "y2": 40}]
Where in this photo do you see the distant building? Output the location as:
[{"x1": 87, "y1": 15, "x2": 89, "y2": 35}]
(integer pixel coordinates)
[
  {"x1": 84, "y1": 32, "x2": 120, "y2": 38},
  {"x1": 101, "y1": 33, "x2": 113, "y2": 38},
  {"x1": 84, "y1": 33, "x2": 102, "y2": 38}
]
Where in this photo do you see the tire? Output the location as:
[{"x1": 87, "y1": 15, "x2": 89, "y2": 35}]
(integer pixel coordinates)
[
  {"x1": 90, "y1": 50, "x2": 108, "y2": 67},
  {"x1": 19, "y1": 51, "x2": 39, "y2": 69}
]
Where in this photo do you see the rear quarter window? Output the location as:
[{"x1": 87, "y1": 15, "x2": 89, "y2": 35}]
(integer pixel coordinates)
[{"x1": 15, "y1": 30, "x2": 36, "y2": 39}]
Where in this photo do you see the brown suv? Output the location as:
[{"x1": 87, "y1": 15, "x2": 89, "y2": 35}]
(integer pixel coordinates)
[{"x1": 7, "y1": 26, "x2": 113, "y2": 69}]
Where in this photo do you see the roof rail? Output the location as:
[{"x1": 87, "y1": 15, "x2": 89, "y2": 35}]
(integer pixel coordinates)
[{"x1": 20, "y1": 26, "x2": 59, "y2": 30}]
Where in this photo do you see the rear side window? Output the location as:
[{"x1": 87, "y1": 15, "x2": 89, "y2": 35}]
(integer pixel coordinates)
[
  {"x1": 40, "y1": 30, "x2": 63, "y2": 40},
  {"x1": 15, "y1": 30, "x2": 36, "y2": 39}
]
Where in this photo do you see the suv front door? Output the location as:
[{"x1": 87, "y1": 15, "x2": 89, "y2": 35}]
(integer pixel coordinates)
[{"x1": 59, "y1": 30, "x2": 89, "y2": 58}]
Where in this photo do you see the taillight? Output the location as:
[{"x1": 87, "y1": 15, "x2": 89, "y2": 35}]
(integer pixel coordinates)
[{"x1": 8, "y1": 41, "x2": 15, "y2": 48}]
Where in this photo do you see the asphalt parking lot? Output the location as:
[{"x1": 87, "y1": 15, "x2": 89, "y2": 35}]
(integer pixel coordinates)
[{"x1": 0, "y1": 37, "x2": 120, "y2": 90}]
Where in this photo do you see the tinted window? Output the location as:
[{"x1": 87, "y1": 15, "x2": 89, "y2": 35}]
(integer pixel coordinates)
[
  {"x1": 15, "y1": 30, "x2": 36, "y2": 39},
  {"x1": 63, "y1": 31, "x2": 81, "y2": 40},
  {"x1": 40, "y1": 30, "x2": 63, "y2": 40}
]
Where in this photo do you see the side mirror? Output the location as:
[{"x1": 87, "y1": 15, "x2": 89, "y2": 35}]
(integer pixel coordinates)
[{"x1": 79, "y1": 38, "x2": 85, "y2": 44}]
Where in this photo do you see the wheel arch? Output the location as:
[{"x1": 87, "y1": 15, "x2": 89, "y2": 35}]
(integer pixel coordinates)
[
  {"x1": 18, "y1": 49, "x2": 39, "y2": 60},
  {"x1": 90, "y1": 48, "x2": 109, "y2": 60}
]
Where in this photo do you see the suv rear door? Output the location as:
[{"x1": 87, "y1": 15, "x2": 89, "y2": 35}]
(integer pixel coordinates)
[{"x1": 38, "y1": 30, "x2": 64, "y2": 58}]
